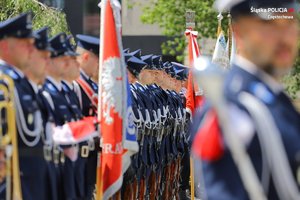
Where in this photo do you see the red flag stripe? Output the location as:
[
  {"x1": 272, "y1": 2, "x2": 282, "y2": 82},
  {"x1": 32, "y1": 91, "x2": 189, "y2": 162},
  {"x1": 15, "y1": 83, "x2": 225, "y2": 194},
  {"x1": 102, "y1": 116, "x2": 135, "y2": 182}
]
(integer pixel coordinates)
[
  {"x1": 76, "y1": 78, "x2": 98, "y2": 111},
  {"x1": 192, "y1": 110, "x2": 224, "y2": 161},
  {"x1": 98, "y1": 0, "x2": 123, "y2": 199},
  {"x1": 185, "y1": 29, "x2": 203, "y2": 116}
]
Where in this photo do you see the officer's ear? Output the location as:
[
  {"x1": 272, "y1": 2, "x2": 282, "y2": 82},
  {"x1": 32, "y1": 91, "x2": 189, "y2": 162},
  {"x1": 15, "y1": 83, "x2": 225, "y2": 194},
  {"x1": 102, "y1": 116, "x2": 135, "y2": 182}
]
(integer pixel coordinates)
[
  {"x1": 0, "y1": 39, "x2": 8, "y2": 51},
  {"x1": 82, "y1": 52, "x2": 90, "y2": 61},
  {"x1": 0, "y1": 39, "x2": 10, "y2": 59}
]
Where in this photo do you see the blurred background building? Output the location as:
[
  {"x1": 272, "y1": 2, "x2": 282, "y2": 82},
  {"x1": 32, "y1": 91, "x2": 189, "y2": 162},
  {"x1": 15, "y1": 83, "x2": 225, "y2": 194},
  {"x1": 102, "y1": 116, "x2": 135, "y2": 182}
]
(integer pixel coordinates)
[
  {"x1": 39, "y1": 0, "x2": 176, "y2": 61},
  {"x1": 39, "y1": 0, "x2": 214, "y2": 61}
]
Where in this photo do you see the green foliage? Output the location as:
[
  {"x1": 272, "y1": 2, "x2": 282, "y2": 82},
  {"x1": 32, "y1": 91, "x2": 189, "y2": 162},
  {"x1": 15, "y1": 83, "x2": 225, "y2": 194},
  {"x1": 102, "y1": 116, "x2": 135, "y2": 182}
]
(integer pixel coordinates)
[
  {"x1": 139, "y1": 0, "x2": 226, "y2": 61},
  {"x1": 139, "y1": 0, "x2": 300, "y2": 97},
  {"x1": 283, "y1": 51, "x2": 300, "y2": 99},
  {"x1": 0, "y1": 0, "x2": 70, "y2": 37}
]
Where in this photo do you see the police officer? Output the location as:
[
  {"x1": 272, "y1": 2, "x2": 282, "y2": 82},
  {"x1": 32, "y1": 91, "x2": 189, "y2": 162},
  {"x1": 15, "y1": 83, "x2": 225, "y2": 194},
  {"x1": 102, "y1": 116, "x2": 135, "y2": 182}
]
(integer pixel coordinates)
[
  {"x1": 126, "y1": 55, "x2": 147, "y2": 84},
  {"x1": 23, "y1": 27, "x2": 52, "y2": 86},
  {"x1": 166, "y1": 63, "x2": 191, "y2": 200},
  {"x1": 74, "y1": 34, "x2": 99, "y2": 117},
  {"x1": 62, "y1": 35, "x2": 91, "y2": 200},
  {"x1": 0, "y1": 12, "x2": 49, "y2": 200},
  {"x1": 74, "y1": 34, "x2": 100, "y2": 199},
  {"x1": 27, "y1": 26, "x2": 61, "y2": 200},
  {"x1": 41, "y1": 32, "x2": 79, "y2": 200},
  {"x1": 126, "y1": 50, "x2": 189, "y2": 199},
  {"x1": 61, "y1": 36, "x2": 82, "y2": 120},
  {"x1": 192, "y1": 0, "x2": 300, "y2": 199},
  {"x1": 139, "y1": 54, "x2": 157, "y2": 85}
]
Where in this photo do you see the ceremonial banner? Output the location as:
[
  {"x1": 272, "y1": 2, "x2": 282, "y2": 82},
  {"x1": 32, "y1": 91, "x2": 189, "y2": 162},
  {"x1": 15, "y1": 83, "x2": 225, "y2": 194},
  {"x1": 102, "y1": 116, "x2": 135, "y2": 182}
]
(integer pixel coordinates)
[
  {"x1": 230, "y1": 34, "x2": 236, "y2": 64},
  {"x1": 226, "y1": 34, "x2": 236, "y2": 65},
  {"x1": 212, "y1": 31, "x2": 230, "y2": 69},
  {"x1": 185, "y1": 30, "x2": 203, "y2": 116},
  {"x1": 97, "y1": 0, "x2": 138, "y2": 199}
]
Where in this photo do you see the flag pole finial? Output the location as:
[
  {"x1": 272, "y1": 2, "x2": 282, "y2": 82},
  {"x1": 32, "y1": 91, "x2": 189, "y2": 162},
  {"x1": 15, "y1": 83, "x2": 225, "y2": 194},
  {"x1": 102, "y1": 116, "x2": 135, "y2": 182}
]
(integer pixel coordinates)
[
  {"x1": 217, "y1": 13, "x2": 223, "y2": 21},
  {"x1": 186, "y1": 10, "x2": 196, "y2": 30}
]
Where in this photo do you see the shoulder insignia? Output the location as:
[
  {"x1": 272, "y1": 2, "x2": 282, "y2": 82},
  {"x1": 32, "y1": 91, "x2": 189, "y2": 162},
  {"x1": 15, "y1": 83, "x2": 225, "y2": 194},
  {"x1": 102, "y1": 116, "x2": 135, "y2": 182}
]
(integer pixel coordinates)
[
  {"x1": 229, "y1": 74, "x2": 243, "y2": 94},
  {"x1": 249, "y1": 82, "x2": 274, "y2": 104},
  {"x1": 7, "y1": 69, "x2": 19, "y2": 80},
  {"x1": 46, "y1": 83, "x2": 58, "y2": 93},
  {"x1": 91, "y1": 82, "x2": 98, "y2": 92}
]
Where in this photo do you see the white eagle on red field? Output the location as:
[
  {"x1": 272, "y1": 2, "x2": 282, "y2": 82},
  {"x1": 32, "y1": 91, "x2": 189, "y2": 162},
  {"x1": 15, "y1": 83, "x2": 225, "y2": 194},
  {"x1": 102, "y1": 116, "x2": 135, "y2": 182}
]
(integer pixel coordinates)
[{"x1": 101, "y1": 57, "x2": 123, "y2": 125}]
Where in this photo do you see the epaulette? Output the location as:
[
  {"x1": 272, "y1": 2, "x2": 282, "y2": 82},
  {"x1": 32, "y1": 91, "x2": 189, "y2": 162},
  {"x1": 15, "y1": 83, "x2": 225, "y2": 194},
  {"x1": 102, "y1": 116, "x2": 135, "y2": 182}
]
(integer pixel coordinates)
[
  {"x1": 6, "y1": 68, "x2": 20, "y2": 80},
  {"x1": 45, "y1": 82, "x2": 59, "y2": 93},
  {"x1": 249, "y1": 82, "x2": 275, "y2": 105}
]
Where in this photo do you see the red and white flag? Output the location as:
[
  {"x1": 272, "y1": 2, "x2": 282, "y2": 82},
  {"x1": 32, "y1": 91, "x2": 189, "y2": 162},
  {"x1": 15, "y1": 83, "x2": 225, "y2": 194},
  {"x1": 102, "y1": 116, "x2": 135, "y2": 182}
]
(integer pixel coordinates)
[
  {"x1": 185, "y1": 29, "x2": 204, "y2": 117},
  {"x1": 97, "y1": 0, "x2": 138, "y2": 199},
  {"x1": 52, "y1": 116, "x2": 98, "y2": 145}
]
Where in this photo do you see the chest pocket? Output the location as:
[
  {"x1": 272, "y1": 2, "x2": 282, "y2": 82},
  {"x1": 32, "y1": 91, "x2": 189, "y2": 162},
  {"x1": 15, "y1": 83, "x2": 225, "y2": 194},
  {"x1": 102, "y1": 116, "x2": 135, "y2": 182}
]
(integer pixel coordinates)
[
  {"x1": 71, "y1": 104, "x2": 82, "y2": 120},
  {"x1": 56, "y1": 104, "x2": 73, "y2": 123},
  {"x1": 21, "y1": 95, "x2": 39, "y2": 129}
]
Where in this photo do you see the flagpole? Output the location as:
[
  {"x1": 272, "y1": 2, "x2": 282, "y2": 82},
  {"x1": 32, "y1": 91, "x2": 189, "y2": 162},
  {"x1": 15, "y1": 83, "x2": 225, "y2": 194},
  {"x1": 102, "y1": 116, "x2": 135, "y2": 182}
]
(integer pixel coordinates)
[
  {"x1": 96, "y1": 156, "x2": 103, "y2": 200},
  {"x1": 190, "y1": 158, "x2": 195, "y2": 200},
  {"x1": 185, "y1": 10, "x2": 196, "y2": 200},
  {"x1": 96, "y1": 0, "x2": 107, "y2": 199}
]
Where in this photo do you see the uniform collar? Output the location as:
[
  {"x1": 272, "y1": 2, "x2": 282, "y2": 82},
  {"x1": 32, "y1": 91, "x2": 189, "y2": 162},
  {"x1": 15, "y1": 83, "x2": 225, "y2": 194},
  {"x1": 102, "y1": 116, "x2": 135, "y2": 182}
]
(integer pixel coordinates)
[
  {"x1": 28, "y1": 80, "x2": 39, "y2": 94},
  {"x1": 0, "y1": 59, "x2": 25, "y2": 78},
  {"x1": 46, "y1": 76, "x2": 62, "y2": 91},
  {"x1": 80, "y1": 69, "x2": 98, "y2": 91},
  {"x1": 80, "y1": 69, "x2": 90, "y2": 80},
  {"x1": 233, "y1": 55, "x2": 283, "y2": 94},
  {"x1": 62, "y1": 80, "x2": 73, "y2": 90}
]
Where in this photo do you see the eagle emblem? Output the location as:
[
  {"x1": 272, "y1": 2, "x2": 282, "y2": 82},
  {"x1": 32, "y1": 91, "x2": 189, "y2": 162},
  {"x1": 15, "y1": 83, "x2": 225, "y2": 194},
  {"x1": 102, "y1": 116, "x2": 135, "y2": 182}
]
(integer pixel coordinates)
[{"x1": 101, "y1": 57, "x2": 123, "y2": 124}]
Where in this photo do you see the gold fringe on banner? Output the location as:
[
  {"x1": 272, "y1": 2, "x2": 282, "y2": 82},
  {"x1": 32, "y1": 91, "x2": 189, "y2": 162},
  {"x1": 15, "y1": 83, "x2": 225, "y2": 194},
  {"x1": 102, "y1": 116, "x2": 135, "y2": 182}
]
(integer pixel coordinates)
[
  {"x1": 227, "y1": 13, "x2": 232, "y2": 60},
  {"x1": 217, "y1": 13, "x2": 223, "y2": 37}
]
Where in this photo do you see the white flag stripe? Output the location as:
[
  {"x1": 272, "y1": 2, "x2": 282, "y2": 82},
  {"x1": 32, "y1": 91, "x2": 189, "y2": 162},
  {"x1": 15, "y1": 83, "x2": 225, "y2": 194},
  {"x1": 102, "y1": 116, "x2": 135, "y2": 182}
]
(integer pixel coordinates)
[{"x1": 52, "y1": 124, "x2": 98, "y2": 145}]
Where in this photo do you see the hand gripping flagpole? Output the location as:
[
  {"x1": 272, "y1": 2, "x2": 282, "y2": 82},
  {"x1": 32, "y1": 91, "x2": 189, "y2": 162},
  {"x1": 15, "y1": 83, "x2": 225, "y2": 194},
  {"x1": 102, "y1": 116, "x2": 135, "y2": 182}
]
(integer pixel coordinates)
[{"x1": 193, "y1": 57, "x2": 267, "y2": 200}]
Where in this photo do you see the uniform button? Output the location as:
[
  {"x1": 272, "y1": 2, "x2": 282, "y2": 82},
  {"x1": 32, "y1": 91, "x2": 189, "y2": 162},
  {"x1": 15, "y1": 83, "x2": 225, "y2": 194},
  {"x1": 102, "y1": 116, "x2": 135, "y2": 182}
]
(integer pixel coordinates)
[
  {"x1": 297, "y1": 167, "x2": 300, "y2": 185},
  {"x1": 27, "y1": 113, "x2": 34, "y2": 125}
]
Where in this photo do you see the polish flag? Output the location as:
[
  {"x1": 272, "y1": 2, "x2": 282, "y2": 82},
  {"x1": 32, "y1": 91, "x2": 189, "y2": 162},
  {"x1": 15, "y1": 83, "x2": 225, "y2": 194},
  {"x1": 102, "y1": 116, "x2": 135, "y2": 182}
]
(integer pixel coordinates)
[
  {"x1": 52, "y1": 116, "x2": 98, "y2": 145},
  {"x1": 185, "y1": 29, "x2": 204, "y2": 117},
  {"x1": 96, "y1": 0, "x2": 138, "y2": 199}
]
